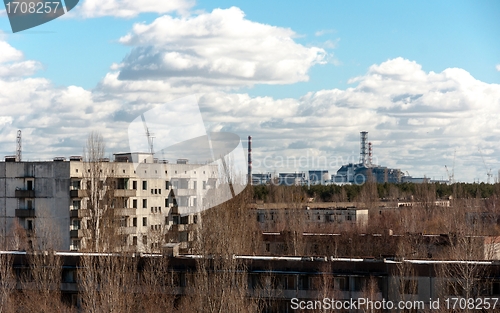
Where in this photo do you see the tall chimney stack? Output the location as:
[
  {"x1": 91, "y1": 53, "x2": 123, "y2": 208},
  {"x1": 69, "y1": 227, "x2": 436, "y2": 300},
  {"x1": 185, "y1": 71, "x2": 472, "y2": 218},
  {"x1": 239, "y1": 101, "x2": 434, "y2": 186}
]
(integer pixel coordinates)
[{"x1": 248, "y1": 136, "x2": 252, "y2": 185}]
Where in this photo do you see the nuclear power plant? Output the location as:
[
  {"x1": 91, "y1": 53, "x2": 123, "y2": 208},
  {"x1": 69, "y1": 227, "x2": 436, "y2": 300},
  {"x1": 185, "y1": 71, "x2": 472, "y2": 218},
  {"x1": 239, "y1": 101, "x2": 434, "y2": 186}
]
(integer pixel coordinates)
[
  {"x1": 249, "y1": 131, "x2": 443, "y2": 186},
  {"x1": 331, "y1": 131, "x2": 405, "y2": 184}
]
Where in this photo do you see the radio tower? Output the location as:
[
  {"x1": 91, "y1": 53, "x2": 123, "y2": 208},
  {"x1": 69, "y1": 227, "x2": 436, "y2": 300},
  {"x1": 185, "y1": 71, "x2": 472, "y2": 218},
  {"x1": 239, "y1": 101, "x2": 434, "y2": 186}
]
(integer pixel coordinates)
[
  {"x1": 359, "y1": 131, "x2": 368, "y2": 166},
  {"x1": 16, "y1": 130, "x2": 21, "y2": 162}
]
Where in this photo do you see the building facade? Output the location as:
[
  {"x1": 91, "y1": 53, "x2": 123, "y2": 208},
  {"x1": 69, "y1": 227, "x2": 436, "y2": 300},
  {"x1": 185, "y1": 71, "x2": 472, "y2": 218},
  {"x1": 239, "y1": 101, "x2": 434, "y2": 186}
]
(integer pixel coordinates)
[{"x1": 0, "y1": 153, "x2": 219, "y2": 252}]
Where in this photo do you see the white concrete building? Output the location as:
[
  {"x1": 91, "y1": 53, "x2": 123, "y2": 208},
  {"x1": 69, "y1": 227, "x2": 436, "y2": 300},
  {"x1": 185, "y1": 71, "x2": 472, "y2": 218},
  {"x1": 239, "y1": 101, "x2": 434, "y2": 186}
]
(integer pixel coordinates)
[{"x1": 0, "y1": 153, "x2": 219, "y2": 252}]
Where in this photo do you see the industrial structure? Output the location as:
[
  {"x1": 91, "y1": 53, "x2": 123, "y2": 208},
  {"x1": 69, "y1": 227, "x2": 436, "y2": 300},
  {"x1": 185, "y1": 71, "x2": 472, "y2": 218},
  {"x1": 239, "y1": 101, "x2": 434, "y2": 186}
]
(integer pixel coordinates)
[{"x1": 332, "y1": 131, "x2": 404, "y2": 184}]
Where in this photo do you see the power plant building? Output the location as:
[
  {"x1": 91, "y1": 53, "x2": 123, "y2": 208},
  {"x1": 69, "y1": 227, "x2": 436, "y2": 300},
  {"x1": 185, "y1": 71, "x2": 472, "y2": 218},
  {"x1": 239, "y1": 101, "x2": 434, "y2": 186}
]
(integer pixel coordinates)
[{"x1": 332, "y1": 132, "x2": 404, "y2": 184}]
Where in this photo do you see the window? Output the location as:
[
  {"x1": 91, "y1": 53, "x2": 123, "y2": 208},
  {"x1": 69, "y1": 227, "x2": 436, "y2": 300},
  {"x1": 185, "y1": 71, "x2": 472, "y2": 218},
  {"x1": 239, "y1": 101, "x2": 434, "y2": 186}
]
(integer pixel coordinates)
[
  {"x1": 26, "y1": 220, "x2": 33, "y2": 231},
  {"x1": 142, "y1": 181, "x2": 147, "y2": 190},
  {"x1": 151, "y1": 189, "x2": 154, "y2": 194},
  {"x1": 71, "y1": 180, "x2": 81, "y2": 190},
  {"x1": 133, "y1": 217, "x2": 137, "y2": 227},
  {"x1": 180, "y1": 216, "x2": 189, "y2": 224},
  {"x1": 142, "y1": 235, "x2": 147, "y2": 245},
  {"x1": 151, "y1": 207, "x2": 154, "y2": 213},
  {"x1": 27, "y1": 180, "x2": 34, "y2": 190},
  {"x1": 165, "y1": 198, "x2": 169, "y2": 207},
  {"x1": 133, "y1": 199, "x2": 137, "y2": 209},
  {"x1": 193, "y1": 181, "x2": 197, "y2": 190},
  {"x1": 165, "y1": 181, "x2": 170, "y2": 189},
  {"x1": 193, "y1": 215, "x2": 198, "y2": 224},
  {"x1": 71, "y1": 219, "x2": 81, "y2": 230},
  {"x1": 132, "y1": 236, "x2": 137, "y2": 246},
  {"x1": 403, "y1": 279, "x2": 418, "y2": 294},
  {"x1": 72, "y1": 200, "x2": 81, "y2": 210},
  {"x1": 142, "y1": 199, "x2": 147, "y2": 209},
  {"x1": 333, "y1": 277, "x2": 348, "y2": 291},
  {"x1": 143, "y1": 217, "x2": 147, "y2": 226},
  {"x1": 193, "y1": 198, "x2": 197, "y2": 207},
  {"x1": 203, "y1": 181, "x2": 206, "y2": 189},
  {"x1": 132, "y1": 181, "x2": 137, "y2": 189},
  {"x1": 26, "y1": 200, "x2": 33, "y2": 210},
  {"x1": 173, "y1": 215, "x2": 180, "y2": 225}
]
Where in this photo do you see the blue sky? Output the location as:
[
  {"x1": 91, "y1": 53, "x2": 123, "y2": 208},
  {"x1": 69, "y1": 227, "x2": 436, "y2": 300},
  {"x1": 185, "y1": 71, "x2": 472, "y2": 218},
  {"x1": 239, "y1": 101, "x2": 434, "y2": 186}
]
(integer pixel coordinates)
[{"x1": 0, "y1": 0, "x2": 499, "y2": 182}]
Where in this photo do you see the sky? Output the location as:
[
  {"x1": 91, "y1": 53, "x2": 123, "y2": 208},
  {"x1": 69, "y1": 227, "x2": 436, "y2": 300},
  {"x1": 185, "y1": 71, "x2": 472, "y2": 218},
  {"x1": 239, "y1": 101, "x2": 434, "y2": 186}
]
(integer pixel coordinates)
[{"x1": 0, "y1": 0, "x2": 499, "y2": 183}]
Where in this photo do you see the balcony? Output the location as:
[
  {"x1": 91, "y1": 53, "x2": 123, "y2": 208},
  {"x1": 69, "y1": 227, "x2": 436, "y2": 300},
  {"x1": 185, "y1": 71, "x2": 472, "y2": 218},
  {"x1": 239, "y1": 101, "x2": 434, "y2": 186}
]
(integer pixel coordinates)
[
  {"x1": 113, "y1": 208, "x2": 136, "y2": 216},
  {"x1": 171, "y1": 224, "x2": 188, "y2": 232},
  {"x1": 118, "y1": 226, "x2": 137, "y2": 235},
  {"x1": 69, "y1": 209, "x2": 89, "y2": 218},
  {"x1": 172, "y1": 189, "x2": 196, "y2": 197},
  {"x1": 171, "y1": 206, "x2": 191, "y2": 215},
  {"x1": 70, "y1": 190, "x2": 87, "y2": 198},
  {"x1": 69, "y1": 229, "x2": 89, "y2": 238},
  {"x1": 113, "y1": 189, "x2": 136, "y2": 197},
  {"x1": 15, "y1": 189, "x2": 35, "y2": 198},
  {"x1": 15, "y1": 209, "x2": 35, "y2": 218}
]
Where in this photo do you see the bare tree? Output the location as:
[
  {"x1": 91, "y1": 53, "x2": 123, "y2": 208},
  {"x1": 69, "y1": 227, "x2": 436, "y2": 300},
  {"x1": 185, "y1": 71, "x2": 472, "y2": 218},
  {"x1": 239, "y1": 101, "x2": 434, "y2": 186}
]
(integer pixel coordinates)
[
  {"x1": 0, "y1": 253, "x2": 14, "y2": 313},
  {"x1": 137, "y1": 255, "x2": 176, "y2": 311},
  {"x1": 18, "y1": 251, "x2": 71, "y2": 313},
  {"x1": 79, "y1": 254, "x2": 138, "y2": 313},
  {"x1": 82, "y1": 131, "x2": 119, "y2": 252}
]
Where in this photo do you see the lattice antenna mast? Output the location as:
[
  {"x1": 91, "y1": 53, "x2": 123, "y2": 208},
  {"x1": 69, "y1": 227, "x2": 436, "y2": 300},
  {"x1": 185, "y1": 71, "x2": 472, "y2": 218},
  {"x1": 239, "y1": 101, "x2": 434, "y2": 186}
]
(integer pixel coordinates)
[
  {"x1": 140, "y1": 115, "x2": 155, "y2": 155},
  {"x1": 16, "y1": 130, "x2": 21, "y2": 162}
]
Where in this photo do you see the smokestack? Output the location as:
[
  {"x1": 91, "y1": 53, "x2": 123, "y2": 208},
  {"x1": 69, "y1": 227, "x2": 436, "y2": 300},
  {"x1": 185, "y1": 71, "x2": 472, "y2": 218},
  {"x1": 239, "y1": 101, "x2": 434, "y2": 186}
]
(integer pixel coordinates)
[
  {"x1": 368, "y1": 142, "x2": 372, "y2": 167},
  {"x1": 360, "y1": 131, "x2": 368, "y2": 166},
  {"x1": 248, "y1": 136, "x2": 252, "y2": 185}
]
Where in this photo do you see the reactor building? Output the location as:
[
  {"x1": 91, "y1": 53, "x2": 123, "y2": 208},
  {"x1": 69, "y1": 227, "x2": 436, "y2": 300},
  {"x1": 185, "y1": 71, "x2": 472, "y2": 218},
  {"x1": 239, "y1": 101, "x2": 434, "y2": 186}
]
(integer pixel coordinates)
[{"x1": 332, "y1": 131, "x2": 404, "y2": 184}]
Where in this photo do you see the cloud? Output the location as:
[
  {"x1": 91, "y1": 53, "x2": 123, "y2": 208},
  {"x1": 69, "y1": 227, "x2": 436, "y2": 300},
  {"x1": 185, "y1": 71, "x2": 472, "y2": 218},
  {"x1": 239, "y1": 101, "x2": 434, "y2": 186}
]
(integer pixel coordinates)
[
  {"x1": 73, "y1": 0, "x2": 194, "y2": 18},
  {"x1": 1, "y1": 33, "x2": 499, "y2": 182},
  {"x1": 315, "y1": 29, "x2": 336, "y2": 37},
  {"x1": 115, "y1": 7, "x2": 327, "y2": 87},
  {"x1": 0, "y1": 41, "x2": 42, "y2": 77},
  {"x1": 0, "y1": 40, "x2": 126, "y2": 159},
  {"x1": 496, "y1": 64, "x2": 500, "y2": 71},
  {"x1": 194, "y1": 58, "x2": 500, "y2": 181}
]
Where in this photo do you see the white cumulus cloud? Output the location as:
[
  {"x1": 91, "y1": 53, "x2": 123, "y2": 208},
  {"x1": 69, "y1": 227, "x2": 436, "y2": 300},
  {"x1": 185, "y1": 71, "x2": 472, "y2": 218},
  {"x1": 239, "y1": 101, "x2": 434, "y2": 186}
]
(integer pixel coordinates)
[
  {"x1": 1, "y1": 32, "x2": 499, "y2": 182},
  {"x1": 496, "y1": 64, "x2": 500, "y2": 71},
  {"x1": 73, "y1": 0, "x2": 194, "y2": 18},
  {"x1": 115, "y1": 7, "x2": 327, "y2": 87}
]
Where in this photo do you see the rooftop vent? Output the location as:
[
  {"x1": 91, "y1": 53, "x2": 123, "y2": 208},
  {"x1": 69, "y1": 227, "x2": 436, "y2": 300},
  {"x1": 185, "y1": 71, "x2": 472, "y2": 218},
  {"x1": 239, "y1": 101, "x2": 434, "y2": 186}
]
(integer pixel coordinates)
[
  {"x1": 69, "y1": 156, "x2": 82, "y2": 162},
  {"x1": 53, "y1": 157, "x2": 66, "y2": 162},
  {"x1": 5, "y1": 155, "x2": 16, "y2": 162},
  {"x1": 176, "y1": 159, "x2": 188, "y2": 164}
]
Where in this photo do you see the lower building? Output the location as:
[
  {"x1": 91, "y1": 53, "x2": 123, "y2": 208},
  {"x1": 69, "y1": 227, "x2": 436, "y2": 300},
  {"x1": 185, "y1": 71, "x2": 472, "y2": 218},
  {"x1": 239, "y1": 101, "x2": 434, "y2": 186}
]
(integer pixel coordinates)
[{"x1": 3, "y1": 250, "x2": 500, "y2": 312}]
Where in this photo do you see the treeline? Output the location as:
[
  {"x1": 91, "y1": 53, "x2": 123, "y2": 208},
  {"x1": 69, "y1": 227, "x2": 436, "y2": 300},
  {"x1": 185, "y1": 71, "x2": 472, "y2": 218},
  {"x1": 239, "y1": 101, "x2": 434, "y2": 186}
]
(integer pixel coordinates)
[{"x1": 253, "y1": 182, "x2": 500, "y2": 202}]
